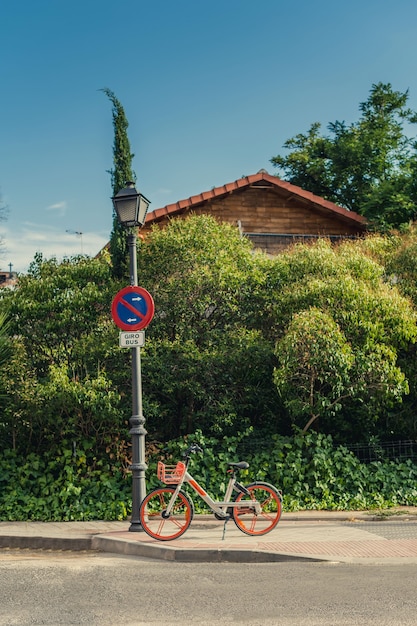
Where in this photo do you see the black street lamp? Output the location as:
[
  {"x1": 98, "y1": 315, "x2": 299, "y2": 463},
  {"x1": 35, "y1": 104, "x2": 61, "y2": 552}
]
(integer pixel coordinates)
[
  {"x1": 112, "y1": 181, "x2": 151, "y2": 229},
  {"x1": 112, "y1": 181, "x2": 151, "y2": 532}
]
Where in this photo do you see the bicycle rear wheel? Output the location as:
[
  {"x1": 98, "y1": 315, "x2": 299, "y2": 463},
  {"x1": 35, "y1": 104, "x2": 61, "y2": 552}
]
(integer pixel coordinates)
[
  {"x1": 139, "y1": 487, "x2": 194, "y2": 541},
  {"x1": 232, "y1": 482, "x2": 282, "y2": 536}
]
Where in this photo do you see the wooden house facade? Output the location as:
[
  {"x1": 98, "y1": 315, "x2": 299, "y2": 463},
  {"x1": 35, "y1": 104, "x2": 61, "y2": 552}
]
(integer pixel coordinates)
[{"x1": 142, "y1": 170, "x2": 367, "y2": 255}]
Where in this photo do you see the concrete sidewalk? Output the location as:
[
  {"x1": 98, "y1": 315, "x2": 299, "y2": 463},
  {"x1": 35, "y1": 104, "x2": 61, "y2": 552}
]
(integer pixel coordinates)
[{"x1": 1, "y1": 509, "x2": 417, "y2": 564}]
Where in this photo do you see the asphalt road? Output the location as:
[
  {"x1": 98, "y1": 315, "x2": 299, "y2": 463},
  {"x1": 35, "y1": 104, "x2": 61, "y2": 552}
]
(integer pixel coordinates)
[{"x1": 1, "y1": 550, "x2": 416, "y2": 625}]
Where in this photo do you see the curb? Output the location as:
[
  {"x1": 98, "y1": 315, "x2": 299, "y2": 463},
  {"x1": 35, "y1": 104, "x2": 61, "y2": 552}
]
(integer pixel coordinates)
[
  {"x1": 0, "y1": 533, "x2": 325, "y2": 563},
  {"x1": 0, "y1": 535, "x2": 92, "y2": 552},
  {"x1": 90, "y1": 535, "x2": 324, "y2": 563}
]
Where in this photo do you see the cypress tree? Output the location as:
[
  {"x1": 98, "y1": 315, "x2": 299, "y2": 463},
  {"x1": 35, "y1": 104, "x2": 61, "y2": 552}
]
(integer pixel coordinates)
[{"x1": 101, "y1": 87, "x2": 136, "y2": 279}]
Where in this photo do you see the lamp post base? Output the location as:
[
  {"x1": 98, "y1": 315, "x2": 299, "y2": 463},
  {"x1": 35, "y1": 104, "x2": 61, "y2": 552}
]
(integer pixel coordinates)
[{"x1": 129, "y1": 521, "x2": 144, "y2": 532}]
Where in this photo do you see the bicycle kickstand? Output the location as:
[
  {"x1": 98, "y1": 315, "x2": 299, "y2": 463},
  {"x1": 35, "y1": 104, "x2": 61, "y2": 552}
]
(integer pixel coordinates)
[{"x1": 222, "y1": 515, "x2": 230, "y2": 541}]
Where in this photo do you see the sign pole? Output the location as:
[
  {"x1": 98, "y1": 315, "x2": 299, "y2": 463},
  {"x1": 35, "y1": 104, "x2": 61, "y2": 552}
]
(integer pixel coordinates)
[{"x1": 127, "y1": 229, "x2": 147, "y2": 532}]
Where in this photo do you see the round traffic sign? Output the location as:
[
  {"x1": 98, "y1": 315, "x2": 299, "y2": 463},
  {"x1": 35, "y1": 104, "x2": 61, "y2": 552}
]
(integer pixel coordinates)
[{"x1": 111, "y1": 286, "x2": 155, "y2": 331}]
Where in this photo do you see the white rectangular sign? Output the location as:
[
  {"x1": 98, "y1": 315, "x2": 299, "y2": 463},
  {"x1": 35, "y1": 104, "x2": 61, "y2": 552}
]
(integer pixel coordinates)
[{"x1": 119, "y1": 331, "x2": 145, "y2": 348}]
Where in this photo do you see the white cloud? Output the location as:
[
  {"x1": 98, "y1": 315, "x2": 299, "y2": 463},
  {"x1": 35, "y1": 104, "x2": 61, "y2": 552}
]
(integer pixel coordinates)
[
  {"x1": 45, "y1": 201, "x2": 67, "y2": 216},
  {"x1": 0, "y1": 222, "x2": 108, "y2": 273}
]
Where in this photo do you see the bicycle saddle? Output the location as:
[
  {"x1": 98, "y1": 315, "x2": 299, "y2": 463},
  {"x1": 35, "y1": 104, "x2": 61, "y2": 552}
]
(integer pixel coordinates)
[{"x1": 227, "y1": 461, "x2": 249, "y2": 470}]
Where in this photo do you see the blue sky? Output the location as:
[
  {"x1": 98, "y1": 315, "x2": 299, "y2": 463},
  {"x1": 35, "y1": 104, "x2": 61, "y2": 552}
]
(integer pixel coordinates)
[{"x1": 1, "y1": 0, "x2": 417, "y2": 272}]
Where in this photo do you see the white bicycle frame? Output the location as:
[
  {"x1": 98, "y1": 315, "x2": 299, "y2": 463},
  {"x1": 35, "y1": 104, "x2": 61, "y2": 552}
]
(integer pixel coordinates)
[{"x1": 164, "y1": 468, "x2": 262, "y2": 517}]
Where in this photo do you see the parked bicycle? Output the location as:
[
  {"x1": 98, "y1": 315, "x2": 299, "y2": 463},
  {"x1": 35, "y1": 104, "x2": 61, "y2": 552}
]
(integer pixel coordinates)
[{"x1": 139, "y1": 444, "x2": 282, "y2": 541}]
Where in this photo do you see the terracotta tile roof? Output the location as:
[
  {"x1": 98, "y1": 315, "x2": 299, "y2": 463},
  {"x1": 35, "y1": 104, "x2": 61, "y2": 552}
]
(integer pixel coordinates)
[{"x1": 145, "y1": 171, "x2": 367, "y2": 228}]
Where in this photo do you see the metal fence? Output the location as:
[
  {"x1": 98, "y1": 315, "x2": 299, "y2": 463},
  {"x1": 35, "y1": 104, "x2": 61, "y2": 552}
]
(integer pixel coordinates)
[
  {"x1": 346, "y1": 440, "x2": 417, "y2": 463},
  {"x1": 235, "y1": 436, "x2": 417, "y2": 464}
]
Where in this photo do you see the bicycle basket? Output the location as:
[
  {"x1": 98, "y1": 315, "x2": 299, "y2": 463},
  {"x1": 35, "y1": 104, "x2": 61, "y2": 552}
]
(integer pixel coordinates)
[{"x1": 157, "y1": 461, "x2": 186, "y2": 484}]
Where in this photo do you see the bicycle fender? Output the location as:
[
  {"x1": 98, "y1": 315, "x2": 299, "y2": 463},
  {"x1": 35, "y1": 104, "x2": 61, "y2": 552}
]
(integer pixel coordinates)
[{"x1": 246, "y1": 481, "x2": 283, "y2": 500}]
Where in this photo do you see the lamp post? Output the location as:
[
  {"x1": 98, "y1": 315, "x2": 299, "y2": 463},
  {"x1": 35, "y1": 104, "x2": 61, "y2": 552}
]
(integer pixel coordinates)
[{"x1": 112, "y1": 181, "x2": 151, "y2": 532}]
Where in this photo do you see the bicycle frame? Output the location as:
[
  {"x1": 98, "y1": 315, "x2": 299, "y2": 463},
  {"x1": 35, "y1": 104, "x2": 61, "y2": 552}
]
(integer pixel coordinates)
[{"x1": 163, "y1": 467, "x2": 262, "y2": 518}]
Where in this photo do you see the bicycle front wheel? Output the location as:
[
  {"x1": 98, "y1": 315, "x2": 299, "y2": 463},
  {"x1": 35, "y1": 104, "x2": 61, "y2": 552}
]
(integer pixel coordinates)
[
  {"x1": 139, "y1": 487, "x2": 194, "y2": 541},
  {"x1": 233, "y1": 482, "x2": 282, "y2": 536}
]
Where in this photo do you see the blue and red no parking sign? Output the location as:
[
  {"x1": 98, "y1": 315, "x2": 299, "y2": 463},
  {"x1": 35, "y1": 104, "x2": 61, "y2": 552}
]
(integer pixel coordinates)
[{"x1": 111, "y1": 286, "x2": 155, "y2": 331}]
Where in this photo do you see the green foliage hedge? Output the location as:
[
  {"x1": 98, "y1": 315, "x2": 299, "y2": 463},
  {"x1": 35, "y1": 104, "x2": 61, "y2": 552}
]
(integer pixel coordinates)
[
  {"x1": 0, "y1": 445, "x2": 128, "y2": 521},
  {"x1": 1, "y1": 431, "x2": 416, "y2": 521}
]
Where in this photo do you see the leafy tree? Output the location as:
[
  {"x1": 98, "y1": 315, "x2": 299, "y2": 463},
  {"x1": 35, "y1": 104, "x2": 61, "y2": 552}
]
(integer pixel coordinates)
[
  {"x1": 271, "y1": 83, "x2": 417, "y2": 230},
  {"x1": 274, "y1": 307, "x2": 407, "y2": 436},
  {"x1": 101, "y1": 87, "x2": 136, "y2": 279},
  {"x1": 0, "y1": 254, "x2": 129, "y2": 454},
  {"x1": 137, "y1": 214, "x2": 265, "y2": 342},
  {"x1": 274, "y1": 308, "x2": 355, "y2": 432},
  {"x1": 1, "y1": 253, "x2": 118, "y2": 377},
  {"x1": 261, "y1": 239, "x2": 417, "y2": 440},
  {"x1": 136, "y1": 215, "x2": 281, "y2": 438}
]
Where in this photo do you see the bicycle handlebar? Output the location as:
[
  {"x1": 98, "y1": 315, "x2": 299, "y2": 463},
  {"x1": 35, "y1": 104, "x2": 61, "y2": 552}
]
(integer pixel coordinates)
[{"x1": 183, "y1": 443, "x2": 203, "y2": 458}]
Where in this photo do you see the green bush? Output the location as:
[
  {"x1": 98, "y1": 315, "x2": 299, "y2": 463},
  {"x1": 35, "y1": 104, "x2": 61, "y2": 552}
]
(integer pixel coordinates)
[
  {"x1": 0, "y1": 444, "x2": 129, "y2": 521},
  {"x1": 1, "y1": 430, "x2": 416, "y2": 521}
]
